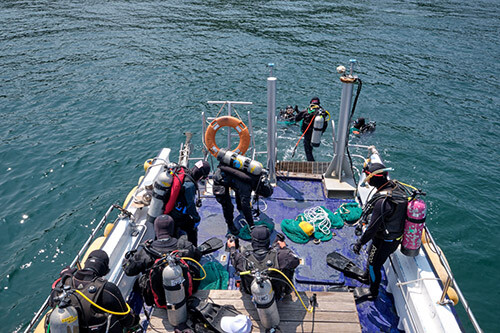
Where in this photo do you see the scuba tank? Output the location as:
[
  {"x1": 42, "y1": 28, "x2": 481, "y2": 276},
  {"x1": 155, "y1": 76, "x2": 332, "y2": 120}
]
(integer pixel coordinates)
[
  {"x1": 162, "y1": 256, "x2": 188, "y2": 327},
  {"x1": 311, "y1": 113, "x2": 325, "y2": 147},
  {"x1": 250, "y1": 272, "x2": 280, "y2": 330},
  {"x1": 48, "y1": 285, "x2": 79, "y2": 333},
  {"x1": 217, "y1": 148, "x2": 263, "y2": 176},
  {"x1": 401, "y1": 198, "x2": 427, "y2": 257},
  {"x1": 147, "y1": 169, "x2": 173, "y2": 224}
]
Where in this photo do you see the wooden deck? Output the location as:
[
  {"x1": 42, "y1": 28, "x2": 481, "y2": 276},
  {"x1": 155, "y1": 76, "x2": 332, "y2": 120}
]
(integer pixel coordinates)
[{"x1": 147, "y1": 290, "x2": 361, "y2": 333}]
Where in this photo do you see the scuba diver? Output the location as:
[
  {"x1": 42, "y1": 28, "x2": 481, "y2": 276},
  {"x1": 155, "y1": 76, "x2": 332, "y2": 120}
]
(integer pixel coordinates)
[
  {"x1": 212, "y1": 152, "x2": 273, "y2": 236},
  {"x1": 227, "y1": 225, "x2": 300, "y2": 301},
  {"x1": 351, "y1": 117, "x2": 376, "y2": 135},
  {"x1": 122, "y1": 214, "x2": 201, "y2": 333},
  {"x1": 294, "y1": 97, "x2": 329, "y2": 161},
  {"x1": 352, "y1": 162, "x2": 407, "y2": 300},
  {"x1": 169, "y1": 160, "x2": 211, "y2": 246},
  {"x1": 278, "y1": 105, "x2": 298, "y2": 123},
  {"x1": 48, "y1": 250, "x2": 139, "y2": 332}
]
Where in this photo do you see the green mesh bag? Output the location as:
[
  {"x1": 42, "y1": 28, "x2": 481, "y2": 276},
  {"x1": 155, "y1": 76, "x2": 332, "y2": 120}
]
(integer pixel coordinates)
[
  {"x1": 198, "y1": 261, "x2": 229, "y2": 290},
  {"x1": 336, "y1": 202, "x2": 363, "y2": 223}
]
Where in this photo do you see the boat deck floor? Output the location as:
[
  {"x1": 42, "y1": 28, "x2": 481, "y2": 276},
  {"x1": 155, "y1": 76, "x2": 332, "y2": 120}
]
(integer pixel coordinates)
[{"x1": 147, "y1": 290, "x2": 361, "y2": 332}]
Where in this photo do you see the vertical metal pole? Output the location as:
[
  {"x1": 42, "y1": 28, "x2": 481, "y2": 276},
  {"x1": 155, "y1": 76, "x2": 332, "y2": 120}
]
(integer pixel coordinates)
[
  {"x1": 334, "y1": 81, "x2": 354, "y2": 181},
  {"x1": 267, "y1": 77, "x2": 277, "y2": 184},
  {"x1": 227, "y1": 102, "x2": 232, "y2": 149}
]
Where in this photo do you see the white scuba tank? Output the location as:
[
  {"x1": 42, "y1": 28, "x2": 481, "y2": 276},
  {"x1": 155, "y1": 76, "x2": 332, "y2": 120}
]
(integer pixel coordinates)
[
  {"x1": 48, "y1": 306, "x2": 79, "y2": 333},
  {"x1": 311, "y1": 113, "x2": 325, "y2": 147},
  {"x1": 250, "y1": 273, "x2": 280, "y2": 329},
  {"x1": 162, "y1": 258, "x2": 188, "y2": 327},
  {"x1": 217, "y1": 148, "x2": 263, "y2": 175},
  {"x1": 146, "y1": 169, "x2": 173, "y2": 223}
]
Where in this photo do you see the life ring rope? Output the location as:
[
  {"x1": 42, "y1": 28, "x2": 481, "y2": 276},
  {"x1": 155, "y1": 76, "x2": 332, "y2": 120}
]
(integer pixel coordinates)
[{"x1": 204, "y1": 116, "x2": 251, "y2": 157}]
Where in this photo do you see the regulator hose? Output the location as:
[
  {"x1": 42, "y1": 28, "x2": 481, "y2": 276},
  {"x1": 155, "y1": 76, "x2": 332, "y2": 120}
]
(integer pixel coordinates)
[
  {"x1": 181, "y1": 257, "x2": 207, "y2": 281},
  {"x1": 73, "y1": 289, "x2": 131, "y2": 316}
]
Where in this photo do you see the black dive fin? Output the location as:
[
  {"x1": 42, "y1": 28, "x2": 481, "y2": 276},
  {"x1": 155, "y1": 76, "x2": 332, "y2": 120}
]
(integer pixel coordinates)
[
  {"x1": 188, "y1": 297, "x2": 240, "y2": 333},
  {"x1": 353, "y1": 287, "x2": 376, "y2": 302},
  {"x1": 198, "y1": 237, "x2": 224, "y2": 256},
  {"x1": 326, "y1": 252, "x2": 368, "y2": 284}
]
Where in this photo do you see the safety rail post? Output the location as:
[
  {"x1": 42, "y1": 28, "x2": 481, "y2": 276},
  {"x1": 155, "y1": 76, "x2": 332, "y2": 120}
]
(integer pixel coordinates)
[
  {"x1": 423, "y1": 226, "x2": 483, "y2": 333},
  {"x1": 266, "y1": 75, "x2": 277, "y2": 184},
  {"x1": 247, "y1": 111, "x2": 256, "y2": 160}
]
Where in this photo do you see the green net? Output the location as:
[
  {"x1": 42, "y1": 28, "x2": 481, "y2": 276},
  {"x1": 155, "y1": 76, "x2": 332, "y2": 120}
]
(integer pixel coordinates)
[
  {"x1": 198, "y1": 261, "x2": 229, "y2": 290},
  {"x1": 281, "y1": 206, "x2": 343, "y2": 244},
  {"x1": 336, "y1": 202, "x2": 363, "y2": 223},
  {"x1": 238, "y1": 220, "x2": 275, "y2": 241}
]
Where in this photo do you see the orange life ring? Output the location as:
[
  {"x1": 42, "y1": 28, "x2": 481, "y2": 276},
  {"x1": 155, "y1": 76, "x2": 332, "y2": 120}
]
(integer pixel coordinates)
[{"x1": 205, "y1": 116, "x2": 250, "y2": 157}]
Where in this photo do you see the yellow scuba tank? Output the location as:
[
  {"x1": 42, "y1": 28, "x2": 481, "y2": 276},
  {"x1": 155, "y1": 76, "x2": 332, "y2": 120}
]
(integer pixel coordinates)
[{"x1": 216, "y1": 148, "x2": 263, "y2": 175}]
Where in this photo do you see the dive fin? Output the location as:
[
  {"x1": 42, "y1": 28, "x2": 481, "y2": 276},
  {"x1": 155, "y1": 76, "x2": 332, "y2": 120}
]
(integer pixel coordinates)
[
  {"x1": 198, "y1": 237, "x2": 224, "y2": 256},
  {"x1": 188, "y1": 297, "x2": 241, "y2": 333},
  {"x1": 326, "y1": 252, "x2": 368, "y2": 284}
]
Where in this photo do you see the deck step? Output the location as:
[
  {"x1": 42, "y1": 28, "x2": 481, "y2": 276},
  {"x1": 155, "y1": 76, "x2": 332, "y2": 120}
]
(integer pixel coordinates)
[{"x1": 147, "y1": 290, "x2": 361, "y2": 333}]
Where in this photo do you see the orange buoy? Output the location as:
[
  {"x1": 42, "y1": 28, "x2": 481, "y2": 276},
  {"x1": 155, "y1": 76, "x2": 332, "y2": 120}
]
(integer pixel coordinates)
[{"x1": 205, "y1": 116, "x2": 250, "y2": 157}]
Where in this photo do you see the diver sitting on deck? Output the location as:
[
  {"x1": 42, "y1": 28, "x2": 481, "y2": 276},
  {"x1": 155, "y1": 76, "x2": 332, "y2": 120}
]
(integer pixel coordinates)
[
  {"x1": 48, "y1": 250, "x2": 139, "y2": 332},
  {"x1": 169, "y1": 160, "x2": 211, "y2": 246},
  {"x1": 122, "y1": 214, "x2": 201, "y2": 332},
  {"x1": 352, "y1": 162, "x2": 407, "y2": 300},
  {"x1": 227, "y1": 225, "x2": 300, "y2": 301}
]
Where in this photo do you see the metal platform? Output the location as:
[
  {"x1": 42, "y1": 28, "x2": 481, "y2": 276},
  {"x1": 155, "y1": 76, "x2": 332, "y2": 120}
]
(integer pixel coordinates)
[
  {"x1": 147, "y1": 290, "x2": 361, "y2": 332},
  {"x1": 275, "y1": 161, "x2": 330, "y2": 179}
]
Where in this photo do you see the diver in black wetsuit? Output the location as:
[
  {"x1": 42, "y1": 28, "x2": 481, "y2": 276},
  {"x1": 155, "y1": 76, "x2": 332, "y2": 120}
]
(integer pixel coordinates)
[
  {"x1": 295, "y1": 97, "x2": 328, "y2": 161},
  {"x1": 351, "y1": 117, "x2": 376, "y2": 135},
  {"x1": 170, "y1": 160, "x2": 210, "y2": 246},
  {"x1": 49, "y1": 250, "x2": 139, "y2": 332},
  {"x1": 122, "y1": 214, "x2": 201, "y2": 333},
  {"x1": 227, "y1": 226, "x2": 299, "y2": 300},
  {"x1": 212, "y1": 165, "x2": 255, "y2": 235},
  {"x1": 352, "y1": 162, "x2": 407, "y2": 300}
]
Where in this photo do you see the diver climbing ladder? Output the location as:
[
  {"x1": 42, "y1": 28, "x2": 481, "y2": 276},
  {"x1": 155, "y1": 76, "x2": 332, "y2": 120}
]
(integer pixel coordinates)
[{"x1": 147, "y1": 290, "x2": 361, "y2": 332}]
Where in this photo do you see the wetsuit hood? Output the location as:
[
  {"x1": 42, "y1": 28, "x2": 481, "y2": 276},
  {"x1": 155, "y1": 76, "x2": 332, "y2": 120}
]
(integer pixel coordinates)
[
  {"x1": 84, "y1": 249, "x2": 110, "y2": 277},
  {"x1": 251, "y1": 225, "x2": 270, "y2": 250},
  {"x1": 310, "y1": 97, "x2": 320, "y2": 105},
  {"x1": 364, "y1": 162, "x2": 388, "y2": 189},
  {"x1": 154, "y1": 214, "x2": 175, "y2": 239}
]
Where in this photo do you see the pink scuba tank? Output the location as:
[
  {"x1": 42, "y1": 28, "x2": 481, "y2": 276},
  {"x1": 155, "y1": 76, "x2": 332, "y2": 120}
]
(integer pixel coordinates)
[{"x1": 401, "y1": 198, "x2": 427, "y2": 257}]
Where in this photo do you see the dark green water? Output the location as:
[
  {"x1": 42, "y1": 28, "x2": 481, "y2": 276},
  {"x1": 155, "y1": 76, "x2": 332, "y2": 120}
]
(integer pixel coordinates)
[{"x1": 1, "y1": 0, "x2": 498, "y2": 331}]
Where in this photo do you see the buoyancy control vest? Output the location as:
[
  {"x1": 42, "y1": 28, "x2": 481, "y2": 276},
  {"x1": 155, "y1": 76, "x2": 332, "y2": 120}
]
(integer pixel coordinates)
[
  {"x1": 240, "y1": 245, "x2": 279, "y2": 295},
  {"x1": 368, "y1": 182, "x2": 408, "y2": 240},
  {"x1": 49, "y1": 274, "x2": 107, "y2": 332},
  {"x1": 140, "y1": 242, "x2": 196, "y2": 308},
  {"x1": 214, "y1": 165, "x2": 273, "y2": 198},
  {"x1": 163, "y1": 166, "x2": 186, "y2": 215}
]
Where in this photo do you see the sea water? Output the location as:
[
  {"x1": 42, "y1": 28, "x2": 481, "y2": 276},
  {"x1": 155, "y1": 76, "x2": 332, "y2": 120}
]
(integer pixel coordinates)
[{"x1": 1, "y1": 1, "x2": 498, "y2": 331}]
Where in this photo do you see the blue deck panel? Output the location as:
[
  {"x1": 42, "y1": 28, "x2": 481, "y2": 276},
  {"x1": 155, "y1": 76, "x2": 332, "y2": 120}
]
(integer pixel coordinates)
[{"x1": 196, "y1": 178, "x2": 401, "y2": 332}]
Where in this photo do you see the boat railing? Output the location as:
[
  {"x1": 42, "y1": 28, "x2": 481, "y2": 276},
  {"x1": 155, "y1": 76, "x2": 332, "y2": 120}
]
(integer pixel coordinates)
[
  {"x1": 24, "y1": 204, "x2": 119, "y2": 333},
  {"x1": 202, "y1": 101, "x2": 256, "y2": 161},
  {"x1": 422, "y1": 226, "x2": 483, "y2": 333}
]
